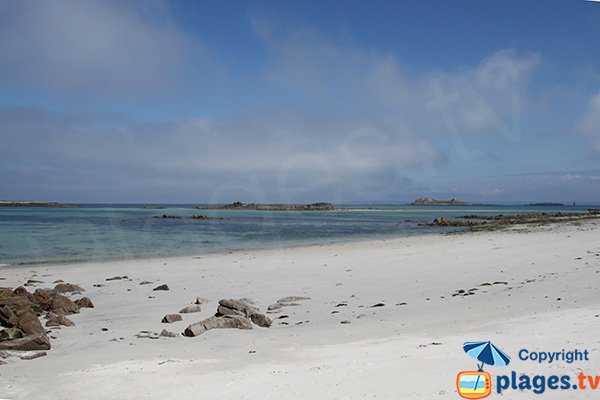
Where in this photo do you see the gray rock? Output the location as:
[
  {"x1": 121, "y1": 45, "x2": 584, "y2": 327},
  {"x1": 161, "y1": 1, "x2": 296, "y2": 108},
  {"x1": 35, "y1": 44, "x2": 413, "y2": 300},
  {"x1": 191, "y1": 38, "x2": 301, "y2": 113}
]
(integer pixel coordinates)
[
  {"x1": 183, "y1": 315, "x2": 253, "y2": 337},
  {"x1": 217, "y1": 299, "x2": 271, "y2": 328},
  {"x1": 20, "y1": 351, "x2": 47, "y2": 360},
  {"x1": 45, "y1": 312, "x2": 74, "y2": 327},
  {"x1": 54, "y1": 283, "x2": 85, "y2": 293},
  {"x1": 194, "y1": 296, "x2": 209, "y2": 305},
  {"x1": 51, "y1": 294, "x2": 80, "y2": 315},
  {"x1": 179, "y1": 305, "x2": 201, "y2": 314},
  {"x1": 277, "y1": 296, "x2": 310, "y2": 303},
  {"x1": 74, "y1": 297, "x2": 94, "y2": 308},
  {"x1": 139, "y1": 280, "x2": 153, "y2": 285},
  {"x1": 160, "y1": 329, "x2": 177, "y2": 338},
  {"x1": 161, "y1": 314, "x2": 182, "y2": 323},
  {"x1": 153, "y1": 284, "x2": 170, "y2": 291}
]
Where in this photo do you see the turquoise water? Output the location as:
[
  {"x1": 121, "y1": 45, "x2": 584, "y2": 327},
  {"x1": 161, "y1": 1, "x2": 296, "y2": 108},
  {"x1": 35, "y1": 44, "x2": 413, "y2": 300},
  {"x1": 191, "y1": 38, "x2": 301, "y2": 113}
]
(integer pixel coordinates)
[{"x1": 0, "y1": 204, "x2": 592, "y2": 265}]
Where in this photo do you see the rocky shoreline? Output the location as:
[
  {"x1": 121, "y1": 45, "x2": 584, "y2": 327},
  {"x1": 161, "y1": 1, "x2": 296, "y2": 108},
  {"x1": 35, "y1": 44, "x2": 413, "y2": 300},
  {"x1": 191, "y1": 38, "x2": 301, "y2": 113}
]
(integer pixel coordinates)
[{"x1": 424, "y1": 209, "x2": 600, "y2": 229}]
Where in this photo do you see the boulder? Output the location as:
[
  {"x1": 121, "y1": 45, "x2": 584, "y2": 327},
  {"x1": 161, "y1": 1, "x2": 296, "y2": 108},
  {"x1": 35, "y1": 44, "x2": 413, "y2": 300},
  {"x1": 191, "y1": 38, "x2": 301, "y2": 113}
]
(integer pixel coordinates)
[
  {"x1": 0, "y1": 288, "x2": 14, "y2": 299},
  {"x1": 13, "y1": 286, "x2": 28, "y2": 297},
  {"x1": 161, "y1": 314, "x2": 182, "y2": 323},
  {"x1": 45, "y1": 312, "x2": 74, "y2": 327},
  {"x1": 250, "y1": 313, "x2": 272, "y2": 328},
  {"x1": 74, "y1": 297, "x2": 94, "y2": 308},
  {"x1": 217, "y1": 299, "x2": 272, "y2": 328},
  {"x1": 153, "y1": 284, "x2": 169, "y2": 291},
  {"x1": 183, "y1": 315, "x2": 253, "y2": 337},
  {"x1": 0, "y1": 305, "x2": 18, "y2": 327},
  {"x1": 32, "y1": 289, "x2": 55, "y2": 312},
  {"x1": 51, "y1": 294, "x2": 80, "y2": 315},
  {"x1": 54, "y1": 283, "x2": 85, "y2": 293},
  {"x1": 179, "y1": 305, "x2": 201, "y2": 314},
  {"x1": 0, "y1": 299, "x2": 50, "y2": 351},
  {"x1": 194, "y1": 296, "x2": 209, "y2": 305}
]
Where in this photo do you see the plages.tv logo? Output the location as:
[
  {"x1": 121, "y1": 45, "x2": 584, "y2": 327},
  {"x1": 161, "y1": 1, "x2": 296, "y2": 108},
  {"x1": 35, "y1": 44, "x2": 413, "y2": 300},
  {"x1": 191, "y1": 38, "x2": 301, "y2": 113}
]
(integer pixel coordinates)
[{"x1": 456, "y1": 341, "x2": 511, "y2": 399}]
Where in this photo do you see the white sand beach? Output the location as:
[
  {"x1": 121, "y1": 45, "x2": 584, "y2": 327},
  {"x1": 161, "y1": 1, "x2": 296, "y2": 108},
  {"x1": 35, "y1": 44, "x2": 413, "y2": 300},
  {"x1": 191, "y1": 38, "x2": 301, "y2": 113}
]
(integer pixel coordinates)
[{"x1": 1, "y1": 220, "x2": 600, "y2": 399}]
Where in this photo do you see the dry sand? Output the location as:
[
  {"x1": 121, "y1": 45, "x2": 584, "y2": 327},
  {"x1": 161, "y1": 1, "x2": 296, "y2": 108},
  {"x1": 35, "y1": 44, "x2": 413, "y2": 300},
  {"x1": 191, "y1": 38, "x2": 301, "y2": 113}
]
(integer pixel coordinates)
[{"x1": 1, "y1": 220, "x2": 600, "y2": 399}]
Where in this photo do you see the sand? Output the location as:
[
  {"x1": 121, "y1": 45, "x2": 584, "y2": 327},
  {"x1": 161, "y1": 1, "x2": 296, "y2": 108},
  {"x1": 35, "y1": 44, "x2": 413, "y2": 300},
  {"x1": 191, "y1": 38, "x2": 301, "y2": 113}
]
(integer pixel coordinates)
[{"x1": 1, "y1": 220, "x2": 600, "y2": 399}]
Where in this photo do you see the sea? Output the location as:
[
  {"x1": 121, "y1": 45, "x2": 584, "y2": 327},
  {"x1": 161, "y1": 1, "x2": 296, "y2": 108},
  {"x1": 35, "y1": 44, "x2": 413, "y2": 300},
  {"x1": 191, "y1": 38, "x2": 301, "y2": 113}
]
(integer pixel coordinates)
[{"x1": 0, "y1": 204, "x2": 593, "y2": 266}]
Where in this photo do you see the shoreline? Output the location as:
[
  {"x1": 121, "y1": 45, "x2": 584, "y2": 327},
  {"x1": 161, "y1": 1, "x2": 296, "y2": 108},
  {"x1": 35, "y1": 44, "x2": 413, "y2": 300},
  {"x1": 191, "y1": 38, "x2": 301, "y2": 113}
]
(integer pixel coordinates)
[{"x1": 1, "y1": 219, "x2": 600, "y2": 399}]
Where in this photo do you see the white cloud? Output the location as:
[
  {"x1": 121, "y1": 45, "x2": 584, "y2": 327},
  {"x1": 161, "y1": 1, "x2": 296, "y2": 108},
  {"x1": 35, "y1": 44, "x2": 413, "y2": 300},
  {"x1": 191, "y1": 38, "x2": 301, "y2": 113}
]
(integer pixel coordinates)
[
  {"x1": 0, "y1": 0, "x2": 200, "y2": 95},
  {"x1": 576, "y1": 92, "x2": 600, "y2": 155}
]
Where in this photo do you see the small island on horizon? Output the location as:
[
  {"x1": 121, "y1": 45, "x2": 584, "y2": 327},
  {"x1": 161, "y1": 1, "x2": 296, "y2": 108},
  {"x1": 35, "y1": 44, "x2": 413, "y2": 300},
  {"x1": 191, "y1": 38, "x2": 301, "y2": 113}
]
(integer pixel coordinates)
[
  {"x1": 196, "y1": 201, "x2": 335, "y2": 211},
  {"x1": 0, "y1": 201, "x2": 78, "y2": 208},
  {"x1": 407, "y1": 197, "x2": 486, "y2": 206}
]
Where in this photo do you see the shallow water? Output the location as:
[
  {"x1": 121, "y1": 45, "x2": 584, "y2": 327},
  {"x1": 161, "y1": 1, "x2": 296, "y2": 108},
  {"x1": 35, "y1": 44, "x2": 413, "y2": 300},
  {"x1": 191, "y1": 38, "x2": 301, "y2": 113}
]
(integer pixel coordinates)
[{"x1": 0, "y1": 204, "x2": 591, "y2": 265}]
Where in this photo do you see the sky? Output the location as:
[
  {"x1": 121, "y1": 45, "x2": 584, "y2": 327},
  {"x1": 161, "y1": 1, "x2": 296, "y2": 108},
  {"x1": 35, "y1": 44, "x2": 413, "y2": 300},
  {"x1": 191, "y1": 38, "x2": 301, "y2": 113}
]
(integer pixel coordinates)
[{"x1": 1, "y1": 0, "x2": 600, "y2": 204}]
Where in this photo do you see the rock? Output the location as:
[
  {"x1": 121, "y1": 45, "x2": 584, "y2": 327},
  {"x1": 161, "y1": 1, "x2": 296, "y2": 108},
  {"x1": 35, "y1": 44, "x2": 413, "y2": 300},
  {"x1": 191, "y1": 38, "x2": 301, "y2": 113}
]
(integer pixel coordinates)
[
  {"x1": 106, "y1": 276, "x2": 127, "y2": 281},
  {"x1": 0, "y1": 305, "x2": 18, "y2": 327},
  {"x1": 52, "y1": 279, "x2": 64, "y2": 284},
  {"x1": 194, "y1": 296, "x2": 209, "y2": 305},
  {"x1": 0, "y1": 327, "x2": 24, "y2": 341},
  {"x1": 13, "y1": 286, "x2": 28, "y2": 297},
  {"x1": 370, "y1": 303, "x2": 385, "y2": 308},
  {"x1": 20, "y1": 351, "x2": 47, "y2": 360},
  {"x1": 217, "y1": 299, "x2": 271, "y2": 328},
  {"x1": 267, "y1": 303, "x2": 282, "y2": 312},
  {"x1": 216, "y1": 305, "x2": 244, "y2": 317},
  {"x1": 54, "y1": 283, "x2": 85, "y2": 293},
  {"x1": 51, "y1": 294, "x2": 80, "y2": 315},
  {"x1": 161, "y1": 314, "x2": 182, "y2": 323},
  {"x1": 0, "y1": 288, "x2": 14, "y2": 299},
  {"x1": 74, "y1": 297, "x2": 94, "y2": 308},
  {"x1": 45, "y1": 312, "x2": 74, "y2": 327},
  {"x1": 32, "y1": 289, "x2": 55, "y2": 312},
  {"x1": 153, "y1": 284, "x2": 169, "y2": 291},
  {"x1": 160, "y1": 329, "x2": 177, "y2": 338},
  {"x1": 183, "y1": 315, "x2": 253, "y2": 337},
  {"x1": 277, "y1": 296, "x2": 310, "y2": 303},
  {"x1": 250, "y1": 313, "x2": 272, "y2": 328},
  {"x1": 24, "y1": 279, "x2": 43, "y2": 287},
  {"x1": 179, "y1": 305, "x2": 201, "y2": 314},
  {"x1": 0, "y1": 298, "x2": 50, "y2": 351},
  {"x1": 139, "y1": 280, "x2": 153, "y2": 285},
  {"x1": 135, "y1": 331, "x2": 160, "y2": 339}
]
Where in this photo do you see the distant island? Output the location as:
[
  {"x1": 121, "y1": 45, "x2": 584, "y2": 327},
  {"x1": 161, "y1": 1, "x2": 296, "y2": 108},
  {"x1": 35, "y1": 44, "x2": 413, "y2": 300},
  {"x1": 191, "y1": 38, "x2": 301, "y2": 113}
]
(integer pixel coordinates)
[
  {"x1": 196, "y1": 201, "x2": 335, "y2": 211},
  {"x1": 0, "y1": 201, "x2": 77, "y2": 208},
  {"x1": 525, "y1": 202, "x2": 565, "y2": 207},
  {"x1": 407, "y1": 197, "x2": 484, "y2": 206}
]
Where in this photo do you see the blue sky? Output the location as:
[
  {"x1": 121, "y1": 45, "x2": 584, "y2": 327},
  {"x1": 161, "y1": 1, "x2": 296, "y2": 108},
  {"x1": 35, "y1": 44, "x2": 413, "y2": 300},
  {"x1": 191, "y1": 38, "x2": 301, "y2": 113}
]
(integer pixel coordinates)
[{"x1": 1, "y1": 0, "x2": 599, "y2": 203}]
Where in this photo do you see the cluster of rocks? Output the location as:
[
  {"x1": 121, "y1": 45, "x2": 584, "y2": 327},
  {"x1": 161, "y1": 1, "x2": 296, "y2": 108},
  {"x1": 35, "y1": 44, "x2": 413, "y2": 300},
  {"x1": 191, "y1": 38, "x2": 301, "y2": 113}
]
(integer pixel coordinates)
[
  {"x1": 185, "y1": 299, "x2": 270, "y2": 337},
  {"x1": 153, "y1": 214, "x2": 224, "y2": 220},
  {"x1": 0, "y1": 282, "x2": 93, "y2": 354},
  {"x1": 159, "y1": 298, "x2": 273, "y2": 337},
  {"x1": 425, "y1": 209, "x2": 600, "y2": 229}
]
